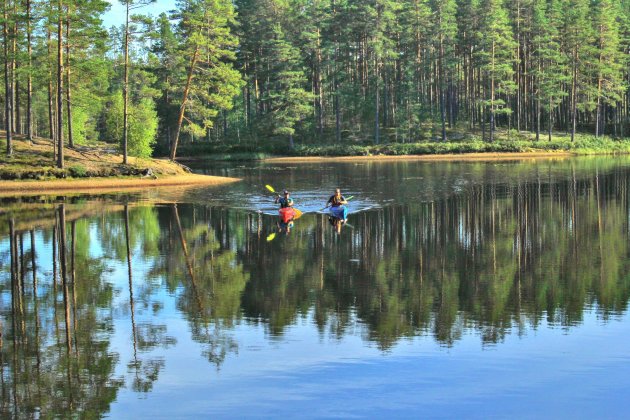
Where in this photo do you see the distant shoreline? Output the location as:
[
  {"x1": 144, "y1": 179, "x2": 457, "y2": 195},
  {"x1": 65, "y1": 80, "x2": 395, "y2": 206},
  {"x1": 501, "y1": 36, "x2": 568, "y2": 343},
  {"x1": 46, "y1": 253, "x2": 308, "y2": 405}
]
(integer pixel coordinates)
[
  {"x1": 176, "y1": 150, "x2": 579, "y2": 163},
  {"x1": 262, "y1": 151, "x2": 576, "y2": 163}
]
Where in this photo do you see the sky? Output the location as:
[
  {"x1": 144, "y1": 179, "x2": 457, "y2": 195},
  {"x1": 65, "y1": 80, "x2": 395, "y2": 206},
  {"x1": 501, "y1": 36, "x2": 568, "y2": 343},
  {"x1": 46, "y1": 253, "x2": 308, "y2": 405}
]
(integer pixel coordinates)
[{"x1": 102, "y1": 0, "x2": 177, "y2": 28}]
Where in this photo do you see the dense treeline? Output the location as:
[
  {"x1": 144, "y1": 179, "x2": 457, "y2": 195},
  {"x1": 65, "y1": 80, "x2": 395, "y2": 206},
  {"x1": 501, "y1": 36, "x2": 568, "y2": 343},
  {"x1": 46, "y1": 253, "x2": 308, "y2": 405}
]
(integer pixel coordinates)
[
  {"x1": 234, "y1": 0, "x2": 630, "y2": 146},
  {"x1": 1, "y1": 0, "x2": 630, "y2": 164}
]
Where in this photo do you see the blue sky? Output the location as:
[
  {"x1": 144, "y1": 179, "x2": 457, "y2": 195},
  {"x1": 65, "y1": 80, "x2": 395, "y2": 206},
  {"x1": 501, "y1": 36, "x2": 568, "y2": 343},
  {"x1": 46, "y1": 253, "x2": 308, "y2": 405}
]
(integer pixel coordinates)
[{"x1": 103, "y1": 0, "x2": 176, "y2": 28}]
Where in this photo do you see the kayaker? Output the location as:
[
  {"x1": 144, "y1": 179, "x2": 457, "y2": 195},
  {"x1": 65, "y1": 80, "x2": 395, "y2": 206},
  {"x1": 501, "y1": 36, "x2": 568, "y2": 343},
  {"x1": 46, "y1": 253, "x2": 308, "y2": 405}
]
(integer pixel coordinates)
[
  {"x1": 326, "y1": 188, "x2": 347, "y2": 208},
  {"x1": 326, "y1": 188, "x2": 348, "y2": 223},
  {"x1": 275, "y1": 190, "x2": 294, "y2": 208}
]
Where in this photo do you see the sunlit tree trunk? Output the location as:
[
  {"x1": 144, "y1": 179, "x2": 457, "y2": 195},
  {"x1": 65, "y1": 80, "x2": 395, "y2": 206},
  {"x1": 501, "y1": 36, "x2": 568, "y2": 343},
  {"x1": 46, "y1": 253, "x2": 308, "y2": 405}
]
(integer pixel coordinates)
[
  {"x1": 122, "y1": 1, "x2": 131, "y2": 164},
  {"x1": 65, "y1": 10, "x2": 74, "y2": 148},
  {"x1": 26, "y1": 0, "x2": 33, "y2": 142},
  {"x1": 57, "y1": 0, "x2": 65, "y2": 168},
  {"x1": 170, "y1": 47, "x2": 199, "y2": 161},
  {"x1": 47, "y1": 27, "x2": 56, "y2": 155},
  {"x1": 3, "y1": 1, "x2": 13, "y2": 156}
]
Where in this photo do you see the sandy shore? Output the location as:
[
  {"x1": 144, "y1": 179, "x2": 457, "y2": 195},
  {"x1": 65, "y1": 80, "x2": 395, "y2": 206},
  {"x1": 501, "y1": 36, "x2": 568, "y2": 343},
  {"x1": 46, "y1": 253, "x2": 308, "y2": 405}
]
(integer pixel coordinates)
[
  {"x1": 0, "y1": 173, "x2": 240, "y2": 196},
  {"x1": 264, "y1": 151, "x2": 574, "y2": 163}
]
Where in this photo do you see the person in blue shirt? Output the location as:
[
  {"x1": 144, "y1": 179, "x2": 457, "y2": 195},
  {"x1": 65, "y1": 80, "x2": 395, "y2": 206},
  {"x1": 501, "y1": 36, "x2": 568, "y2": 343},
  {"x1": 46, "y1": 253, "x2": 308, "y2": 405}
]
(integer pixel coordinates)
[{"x1": 275, "y1": 190, "x2": 294, "y2": 208}]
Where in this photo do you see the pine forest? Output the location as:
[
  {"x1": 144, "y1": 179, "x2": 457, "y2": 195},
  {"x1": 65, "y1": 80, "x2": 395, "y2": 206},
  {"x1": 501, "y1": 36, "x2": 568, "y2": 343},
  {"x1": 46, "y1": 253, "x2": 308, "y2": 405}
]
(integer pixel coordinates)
[{"x1": 2, "y1": 0, "x2": 630, "y2": 164}]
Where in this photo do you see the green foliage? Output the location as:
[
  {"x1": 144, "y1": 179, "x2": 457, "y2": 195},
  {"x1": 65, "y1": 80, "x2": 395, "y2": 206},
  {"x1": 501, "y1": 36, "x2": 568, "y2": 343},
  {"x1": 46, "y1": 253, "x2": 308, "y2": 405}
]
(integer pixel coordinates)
[
  {"x1": 104, "y1": 92, "x2": 125, "y2": 145},
  {"x1": 104, "y1": 92, "x2": 158, "y2": 158},
  {"x1": 128, "y1": 99, "x2": 159, "y2": 158},
  {"x1": 68, "y1": 164, "x2": 88, "y2": 177},
  {"x1": 165, "y1": 0, "x2": 244, "y2": 159}
]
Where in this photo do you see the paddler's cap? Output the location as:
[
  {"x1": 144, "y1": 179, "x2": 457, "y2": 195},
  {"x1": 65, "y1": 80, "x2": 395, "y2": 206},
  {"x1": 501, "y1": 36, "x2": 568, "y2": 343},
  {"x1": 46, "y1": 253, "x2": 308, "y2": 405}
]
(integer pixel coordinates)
[{"x1": 283, "y1": 190, "x2": 289, "y2": 194}]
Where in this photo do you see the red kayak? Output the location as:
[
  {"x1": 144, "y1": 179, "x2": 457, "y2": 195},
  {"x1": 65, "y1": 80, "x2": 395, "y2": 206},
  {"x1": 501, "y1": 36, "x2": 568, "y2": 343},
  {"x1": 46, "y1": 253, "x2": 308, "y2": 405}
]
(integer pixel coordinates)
[{"x1": 279, "y1": 207, "x2": 296, "y2": 223}]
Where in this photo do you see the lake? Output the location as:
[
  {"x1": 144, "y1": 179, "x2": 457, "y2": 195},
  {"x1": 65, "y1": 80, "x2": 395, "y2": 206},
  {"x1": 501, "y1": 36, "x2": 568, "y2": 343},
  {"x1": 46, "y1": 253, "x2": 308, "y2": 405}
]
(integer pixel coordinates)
[{"x1": 2, "y1": 156, "x2": 630, "y2": 418}]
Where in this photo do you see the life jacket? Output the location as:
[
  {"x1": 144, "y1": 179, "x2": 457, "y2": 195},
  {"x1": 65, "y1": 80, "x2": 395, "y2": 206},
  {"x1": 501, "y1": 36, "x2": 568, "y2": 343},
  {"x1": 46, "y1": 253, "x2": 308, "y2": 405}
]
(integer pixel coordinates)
[
  {"x1": 278, "y1": 197, "x2": 293, "y2": 208},
  {"x1": 328, "y1": 195, "x2": 345, "y2": 207}
]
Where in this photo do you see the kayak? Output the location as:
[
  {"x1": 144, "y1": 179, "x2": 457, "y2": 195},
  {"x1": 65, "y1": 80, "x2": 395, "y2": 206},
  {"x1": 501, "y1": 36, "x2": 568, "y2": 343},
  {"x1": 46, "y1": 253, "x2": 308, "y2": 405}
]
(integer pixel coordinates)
[
  {"x1": 279, "y1": 207, "x2": 296, "y2": 223},
  {"x1": 328, "y1": 206, "x2": 348, "y2": 220}
]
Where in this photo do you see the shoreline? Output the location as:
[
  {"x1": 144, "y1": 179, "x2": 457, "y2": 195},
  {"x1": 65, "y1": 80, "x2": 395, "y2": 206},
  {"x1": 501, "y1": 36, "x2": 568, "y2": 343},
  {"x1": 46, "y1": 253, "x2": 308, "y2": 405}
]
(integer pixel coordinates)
[
  {"x1": 177, "y1": 150, "x2": 578, "y2": 163},
  {"x1": 262, "y1": 151, "x2": 576, "y2": 163},
  {"x1": 0, "y1": 173, "x2": 240, "y2": 196}
]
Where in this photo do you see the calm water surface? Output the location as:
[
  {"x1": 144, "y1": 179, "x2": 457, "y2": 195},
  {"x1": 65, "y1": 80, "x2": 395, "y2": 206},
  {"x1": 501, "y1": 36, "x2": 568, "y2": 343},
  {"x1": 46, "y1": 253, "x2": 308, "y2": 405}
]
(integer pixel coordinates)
[{"x1": 2, "y1": 157, "x2": 630, "y2": 418}]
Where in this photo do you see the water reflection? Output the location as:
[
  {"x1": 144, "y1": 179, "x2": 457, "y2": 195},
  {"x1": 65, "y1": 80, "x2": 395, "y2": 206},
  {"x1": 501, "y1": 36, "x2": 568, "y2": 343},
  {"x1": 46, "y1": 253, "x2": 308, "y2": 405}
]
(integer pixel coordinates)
[{"x1": 1, "y1": 160, "x2": 630, "y2": 416}]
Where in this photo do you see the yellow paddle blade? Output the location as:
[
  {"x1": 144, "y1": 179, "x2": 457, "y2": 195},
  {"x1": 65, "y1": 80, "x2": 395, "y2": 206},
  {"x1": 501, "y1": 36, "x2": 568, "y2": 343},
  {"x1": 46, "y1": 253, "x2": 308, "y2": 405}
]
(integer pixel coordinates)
[
  {"x1": 266, "y1": 233, "x2": 277, "y2": 242},
  {"x1": 265, "y1": 185, "x2": 276, "y2": 193},
  {"x1": 293, "y1": 208, "x2": 303, "y2": 220}
]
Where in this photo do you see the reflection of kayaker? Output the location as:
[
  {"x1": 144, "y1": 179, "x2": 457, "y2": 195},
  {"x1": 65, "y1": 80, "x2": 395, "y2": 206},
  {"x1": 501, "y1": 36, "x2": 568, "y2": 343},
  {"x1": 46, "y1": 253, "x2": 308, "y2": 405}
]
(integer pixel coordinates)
[
  {"x1": 278, "y1": 219, "x2": 294, "y2": 234},
  {"x1": 329, "y1": 216, "x2": 344, "y2": 234},
  {"x1": 325, "y1": 188, "x2": 348, "y2": 222}
]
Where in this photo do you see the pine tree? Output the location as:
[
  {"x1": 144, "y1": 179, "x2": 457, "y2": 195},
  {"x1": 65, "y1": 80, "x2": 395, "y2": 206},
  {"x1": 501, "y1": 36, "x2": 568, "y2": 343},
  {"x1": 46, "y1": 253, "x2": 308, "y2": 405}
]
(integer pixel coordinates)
[
  {"x1": 564, "y1": 0, "x2": 596, "y2": 141},
  {"x1": 169, "y1": 0, "x2": 243, "y2": 160},
  {"x1": 57, "y1": 0, "x2": 64, "y2": 168},
  {"x1": 531, "y1": 0, "x2": 568, "y2": 140},
  {"x1": 431, "y1": 0, "x2": 458, "y2": 141},
  {"x1": 26, "y1": 0, "x2": 33, "y2": 143},
  {"x1": 290, "y1": 0, "x2": 329, "y2": 138},
  {"x1": 151, "y1": 13, "x2": 181, "y2": 152},
  {"x1": 261, "y1": 23, "x2": 314, "y2": 148},
  {"x1": 399, "y1": 0, "x2": 432, "y2": 141},
  {"x1": 120, "y1": 0, "x2": 155, "y2": 164},
  {"x1": 593, "y1": 0, "x2": 626, "y2": 137},
  {"x1": 476, "y1": 0, "x2": 517, "y2": 141},
  {"x1": 63, "y1": 0, "x2": 109, "y2": 148},
  {"x1": 2, "y1": 0, "x2": 13, "y2": 156}
]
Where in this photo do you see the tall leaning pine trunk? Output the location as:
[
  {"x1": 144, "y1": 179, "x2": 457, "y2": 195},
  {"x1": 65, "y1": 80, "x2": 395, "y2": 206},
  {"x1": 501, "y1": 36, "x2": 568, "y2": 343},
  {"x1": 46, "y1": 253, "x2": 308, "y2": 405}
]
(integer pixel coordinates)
[
  {"x1": 122, "y1": 0, "x2": 130, "y2": 164},
  {"x1": 170, "y1": 46, "x2": 199, "y2": 161}
]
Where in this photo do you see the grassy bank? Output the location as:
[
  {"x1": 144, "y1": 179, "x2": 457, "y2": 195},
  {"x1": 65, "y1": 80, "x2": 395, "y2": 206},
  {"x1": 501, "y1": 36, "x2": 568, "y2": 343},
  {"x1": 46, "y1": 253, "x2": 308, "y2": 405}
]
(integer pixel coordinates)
[
  {"x1": 0, "y1": 135, "x2": 194, "y2": 180},
  {"x1": 176, "y1": 131, "x2": 630, "y2": 161},
  {"x1": 0, "y1": 136, "x2": 240, "y2": 194}
]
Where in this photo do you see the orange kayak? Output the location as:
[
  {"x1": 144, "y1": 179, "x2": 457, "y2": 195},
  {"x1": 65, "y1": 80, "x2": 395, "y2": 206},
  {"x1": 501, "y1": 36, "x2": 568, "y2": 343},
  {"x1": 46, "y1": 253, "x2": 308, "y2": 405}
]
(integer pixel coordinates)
[
  {"x1": 279, "y1": 207, "x2": 296, "y2": 223},
  {"x1": 278, "y1": 207, "x2": 303, "y2": 223}
]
